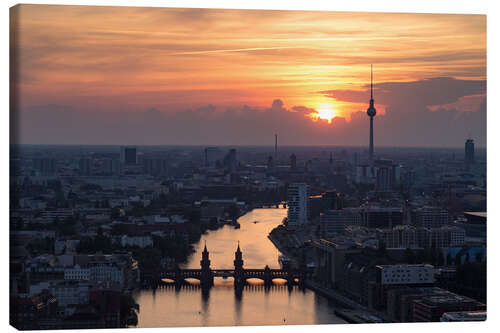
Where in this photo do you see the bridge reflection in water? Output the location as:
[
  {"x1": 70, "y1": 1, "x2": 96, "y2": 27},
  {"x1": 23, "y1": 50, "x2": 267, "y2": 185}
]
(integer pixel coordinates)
[{"x1": 155, "y1": 243, "x2": 306, "y2": 290}]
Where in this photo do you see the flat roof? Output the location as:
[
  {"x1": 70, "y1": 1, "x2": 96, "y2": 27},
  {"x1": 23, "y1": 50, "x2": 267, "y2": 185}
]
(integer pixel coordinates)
[{"x1": 464, "y1": 212, "x2": 487, "y2": 218}]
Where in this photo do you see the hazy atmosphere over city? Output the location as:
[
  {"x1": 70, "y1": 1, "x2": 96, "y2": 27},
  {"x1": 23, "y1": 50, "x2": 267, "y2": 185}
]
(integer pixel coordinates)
[{"x1": 11, "y1": 5, "x2": 486, "y2": 146}]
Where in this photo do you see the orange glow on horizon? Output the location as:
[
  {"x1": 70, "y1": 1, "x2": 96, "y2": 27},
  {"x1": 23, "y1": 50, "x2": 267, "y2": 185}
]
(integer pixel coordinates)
[{"x1": 11, "y1": 5, "x2": 486, "y2": 124}]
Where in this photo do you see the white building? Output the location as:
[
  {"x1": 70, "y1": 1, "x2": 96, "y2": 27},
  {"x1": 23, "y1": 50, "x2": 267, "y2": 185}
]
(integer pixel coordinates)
[
  {"x1": 145, "y1": 214, "x2": 187, "y2": 224},
  {"x1": 90, "y1": 262, "x2": 125, "y2": 286},
  {"x1": 64, "y1": 264, "x2": 91, "y2": 281},
  {"x1": 121, "y1": 235, "x2": 153, "y2": 248},
  {"x1": 376, "y1": 264, "x2": 435, "y2": 285},
  {"x1": 287, "y1": 183, "x2": 308, "y2": 227}
]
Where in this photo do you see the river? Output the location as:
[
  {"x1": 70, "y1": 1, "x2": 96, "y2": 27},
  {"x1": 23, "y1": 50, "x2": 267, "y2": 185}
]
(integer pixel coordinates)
[{"x1": 134, "y1": 208, "x2": 346, "y2": 327}]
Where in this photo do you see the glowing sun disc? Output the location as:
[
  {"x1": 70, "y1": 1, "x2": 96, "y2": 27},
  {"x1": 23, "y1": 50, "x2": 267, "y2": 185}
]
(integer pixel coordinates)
[{"x1": 316, "y1": 108, "x2": 336, "y2": 123}]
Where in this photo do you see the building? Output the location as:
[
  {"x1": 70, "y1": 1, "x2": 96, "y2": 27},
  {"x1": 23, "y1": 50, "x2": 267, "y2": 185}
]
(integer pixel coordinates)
[
  {"x1": 142, "y1": 157, "x2": 168, "y2": 176},
  {"x1": 413, "y1": 293, "x2": 486, "y2": 322},
  {"x1": 287, "y1": 183, "x2": 308, "y2": 227},
  {"x1": 418, "y1": 226, "x2": 466, "y2": 248},
  {"x1": 120, "y1": 235, "x2": 153, "y2": 248},
  {"x1": 64, "y1": 265, "x2": 91, "y2": 281},
  {"x1": 363, "y1": 206, "x2": 403, "y2": 228},
  {"x1": 79, "y1": 158, "x2": 92, "y2": 176},
  {"x1": 10, "y1": 291, "x2": 58, "y2": 330},
  {"x1": 377, "y1": 225, "x2": 418, "y2": 249},
  {"x1": 120, "y1": 146, "x2": 137, "y2": 165},
  {"x1": 320, "y1": 208, "x2": 362, "y2": 236},
  {"x1": 411, "y1": 207, "x2": 449, "y2": 228},
  {"x1": 223, "y1": 149, "x2": 237, "y2": 173},
  {"x1": 465, "y1": 138, "x2": 475, "y2": 165},
  {"x1": 440, "y1": 311, "x2": 486, "y2": 322},
  {"x1": 386, "y1": 287, "x2": 449, "y2": 322},
  {"x1": 33, "y1": 157, "x2": 56, "y2": 175},
  {"x1": 376, "y1": 264, "x2": 434, "y2": 286},
  {"x1": 49, "y1": 281, "x2": 91, "y2": 308},
  {"x1": 290, "y1": 153, "x2": 297, "y2": 170}
]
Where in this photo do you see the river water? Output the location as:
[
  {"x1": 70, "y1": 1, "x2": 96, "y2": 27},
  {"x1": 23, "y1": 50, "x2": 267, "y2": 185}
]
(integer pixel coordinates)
[{"x1": 134, "y1": 208, "x2": 346, "y2": 327}]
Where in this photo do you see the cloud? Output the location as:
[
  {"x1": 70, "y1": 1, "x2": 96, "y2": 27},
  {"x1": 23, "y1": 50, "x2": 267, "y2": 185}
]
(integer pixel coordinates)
[
  {"x1": 12, "y1": 76, "x2": 485, "y2": 148},
  {"x1": 320, "y1": 77, "x2": 486, "y2": 110}
]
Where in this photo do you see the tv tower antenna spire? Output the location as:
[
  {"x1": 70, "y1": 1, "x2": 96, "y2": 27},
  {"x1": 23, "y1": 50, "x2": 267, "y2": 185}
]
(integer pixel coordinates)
[{"x1": 366, "y1": 64, "x2": 377, "y2": 163}]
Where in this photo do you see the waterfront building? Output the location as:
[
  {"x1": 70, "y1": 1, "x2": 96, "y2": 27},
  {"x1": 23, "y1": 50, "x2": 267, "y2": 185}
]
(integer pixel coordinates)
[{"x1": 287, "y1": 183, "x2": 308, "y2": 227}]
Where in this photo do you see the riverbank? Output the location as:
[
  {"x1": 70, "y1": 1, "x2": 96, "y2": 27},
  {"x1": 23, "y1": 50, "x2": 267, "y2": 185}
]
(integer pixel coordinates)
[{"x1": 267, "y1": 224, "x2": 391, "y2": 323}]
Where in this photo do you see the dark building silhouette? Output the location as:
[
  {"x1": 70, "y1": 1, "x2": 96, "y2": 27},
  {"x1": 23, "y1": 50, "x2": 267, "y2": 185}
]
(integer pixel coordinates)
[
  {"x1": 33, "y1": 157, "x2": 56, "y2": 175},
  {"x1": 79, "y1": 157, "x2": 92, "y2": 176},
  {"x1": 290, "y1": 153, "x2": 297, "y2": 170},
  {"x1": 267, "y1": 156, "x2": 274, "y2": 170},
  {"x1": 223, "y1": 149, "x2": 237, "y2": 173},
  {"x1": 465, "y1": 139, "x2": 475, "y2": 165},
  {"x1": 120, "y1": 146, "x2": 137, "y2": 165}
]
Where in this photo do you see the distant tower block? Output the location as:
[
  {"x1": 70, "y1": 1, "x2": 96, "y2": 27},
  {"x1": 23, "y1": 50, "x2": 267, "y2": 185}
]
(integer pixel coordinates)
[
  {"x1": 290, "y1": 153, "x2": 297, "y2": 170},
  {"x1": 366, "y1": 65, "x2": 377, "y2": 163},
  {"x1": 275, "y1": 134, "x2": 278, "y2": 162},
  {"x1": 465, "y1": 138, "x2": 475, "y2": 165}
]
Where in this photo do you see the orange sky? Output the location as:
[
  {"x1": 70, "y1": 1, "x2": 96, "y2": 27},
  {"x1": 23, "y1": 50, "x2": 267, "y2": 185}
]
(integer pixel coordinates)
[{"x1": 11, "y1": 5, "x2": 486, "y2": 119}]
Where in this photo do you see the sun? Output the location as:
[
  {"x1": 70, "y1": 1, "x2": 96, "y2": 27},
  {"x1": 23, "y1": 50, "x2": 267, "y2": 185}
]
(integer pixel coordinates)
[{"x1": 314, "y1": 107, "x2": 337, "y2": 123}]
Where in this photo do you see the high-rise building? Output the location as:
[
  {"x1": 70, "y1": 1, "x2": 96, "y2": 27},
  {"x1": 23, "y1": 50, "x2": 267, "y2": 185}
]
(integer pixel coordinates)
[
  {"x1": 366, "y1": 65, "x2": 377, "y2": 163},
  {"x1": 223, "y1": 149, "x2": 237, "y2": 173},
  {"x1": 320, "y1": 208, "x2": 362, "y2": 236},
  {"x1": 267, "y1": 156, "x2": 274, "y2": 170},
  {"x1": 411, "y1": 207, "x2": 449, "y2": 228},
  {"x1": 120, "y1": 146, "x2": 137, "y2": 165},
  {"x1": 143, "y1": 157, "x2": 168, "y2": 176},
  {"x1": 290, "y1": 153, "x2": 297, "y2": 170},
  {"x1": 32, "y1": 157, "x2": 56, "y2": 175},
  {"x1": 465, "y1": 139, "x2": 475, "y2": 165},
  {"x1": 78, "y1": 157, "x2": 92, "y2": 176},
  {"x1": 287, "y1": 183, "x2": 308, "y2": 227}
]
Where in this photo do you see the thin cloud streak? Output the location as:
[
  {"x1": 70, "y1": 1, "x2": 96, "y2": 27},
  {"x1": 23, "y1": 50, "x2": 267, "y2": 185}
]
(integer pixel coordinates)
[{"x1": 169, "y1": 46, "x2": 300, "y2": 55}]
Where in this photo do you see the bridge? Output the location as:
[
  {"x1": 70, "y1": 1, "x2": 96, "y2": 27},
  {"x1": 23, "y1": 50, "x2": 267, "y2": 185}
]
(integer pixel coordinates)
[{"x1": 158, "y1": 243, "x2": 304, "y2": 288}]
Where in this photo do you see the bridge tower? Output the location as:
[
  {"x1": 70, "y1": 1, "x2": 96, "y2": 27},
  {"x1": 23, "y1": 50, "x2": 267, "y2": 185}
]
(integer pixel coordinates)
[
  {"x1": 200, "y1": 243, "x2": 214, "y2": 287},
  {"x1": 234, "y1": 242, "x2": 245, "y2": 286},
  {"x1": 263, "y1": 265, "x2": 272, "y2": 286}
]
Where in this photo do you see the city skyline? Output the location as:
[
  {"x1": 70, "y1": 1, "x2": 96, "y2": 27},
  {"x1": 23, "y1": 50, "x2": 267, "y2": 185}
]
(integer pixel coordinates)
[{"x1": 10, "y1": 5, "x2": 486, "y2": 147}]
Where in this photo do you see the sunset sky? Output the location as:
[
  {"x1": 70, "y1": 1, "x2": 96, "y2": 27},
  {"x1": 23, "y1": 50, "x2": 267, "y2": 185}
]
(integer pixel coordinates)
[{"x1": 11, "y1": 5, "x2": 486, "y2": 147}]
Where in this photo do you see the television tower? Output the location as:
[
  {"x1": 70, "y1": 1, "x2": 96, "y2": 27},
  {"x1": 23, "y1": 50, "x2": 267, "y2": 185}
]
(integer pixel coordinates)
[{"x1": 367, "y1": 65, "x2": 377, "y2": 163}]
